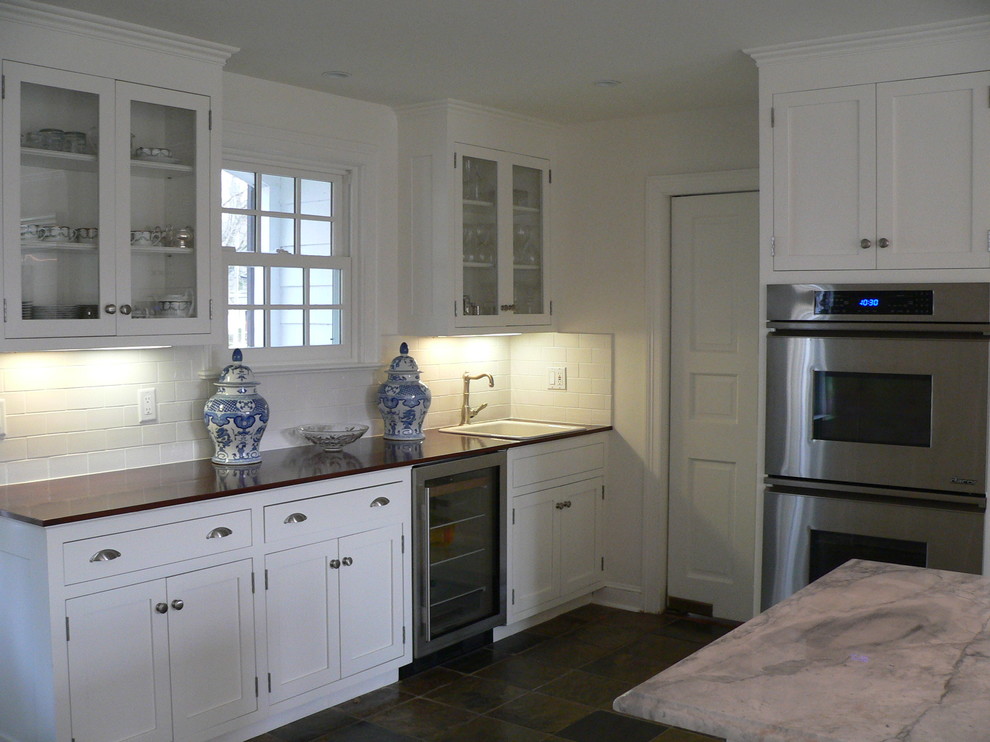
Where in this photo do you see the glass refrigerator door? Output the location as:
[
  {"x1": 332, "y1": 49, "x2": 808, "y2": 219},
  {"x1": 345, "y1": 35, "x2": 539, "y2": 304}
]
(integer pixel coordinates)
[
  {"x1": 4, "y1": 62, "x2": 116, "y2": 337},
  {"x1": 426, "y1": 466, "x2": 501, "y2": 640}
]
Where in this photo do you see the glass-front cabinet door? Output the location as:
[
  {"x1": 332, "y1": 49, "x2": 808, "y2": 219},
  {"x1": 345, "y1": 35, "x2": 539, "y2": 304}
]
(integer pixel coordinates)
[
  {"x1": 2, "y1": 61, "x2": 212, "y2": 342},
  {"x1": 3, "y1": 62, "x2": 116, "y2": 338},
  {"x1": 116, "y1": 83, "x2": 211, "y2": 335},
  {"x1": 457, "y1": 145, "x2": 549, "y2": 329}
]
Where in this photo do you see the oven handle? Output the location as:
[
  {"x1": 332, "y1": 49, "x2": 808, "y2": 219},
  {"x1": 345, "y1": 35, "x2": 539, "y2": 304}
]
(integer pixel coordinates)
[
  {"x1": 766, "y1": 320, "x2": 990, "y2": 334},
  {"x1": 764, "y1": 476, "x2": 987, "y2": 510}
]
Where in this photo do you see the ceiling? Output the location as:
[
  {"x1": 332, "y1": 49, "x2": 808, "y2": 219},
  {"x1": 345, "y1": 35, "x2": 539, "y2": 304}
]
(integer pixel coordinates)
[{"x1": 35, "y1": 0, "x2": 990, "y2": 123}]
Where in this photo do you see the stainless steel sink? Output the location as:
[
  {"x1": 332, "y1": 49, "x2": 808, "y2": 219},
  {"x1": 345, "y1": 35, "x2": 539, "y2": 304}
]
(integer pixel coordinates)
[{"x1": 438, "y1": 419, "x2": 587, "y2": 440}]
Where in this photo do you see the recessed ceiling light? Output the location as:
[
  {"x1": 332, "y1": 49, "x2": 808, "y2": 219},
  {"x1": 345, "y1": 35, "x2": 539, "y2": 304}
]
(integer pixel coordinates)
[
  {"x1": 322, "y1": 70, "x2": 351, "y2": 79},
  {"x1": 593, "y1": 79, "x2": 622, "y2": 87}
]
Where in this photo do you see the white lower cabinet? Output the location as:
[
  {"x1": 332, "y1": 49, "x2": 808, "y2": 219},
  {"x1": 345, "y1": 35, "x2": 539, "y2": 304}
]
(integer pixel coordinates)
[
  {"x1": 507, "y1": 433, "x2": 607, "y2": 620},
  {"x1": 265, "y1": 524, "x2": 404, "y2": 704},
  {"x1": 65, "y1": 559, "x2": 256, "y2": 742}
]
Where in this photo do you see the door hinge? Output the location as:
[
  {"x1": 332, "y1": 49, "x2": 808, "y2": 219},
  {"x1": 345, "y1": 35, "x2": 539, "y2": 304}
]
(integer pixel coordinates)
[
  {"x1": 453, "y1": 152, "x2": 458, "y2": 169},
  {"x1": 601, "y1": 556, "x2": 605, "y2": 571},
  {"x1": 986, "y1": 230, "x2": 989, "y2": 252},
  {"x1": 3, "y1": 298, "x2": 7, "y2": 322},
  {"x1": 511, "y1": 508, "x2": 515, "y2": 525},
  {"x1": 549, "y1": 169, "x2": 552, "y2": 184},
  {"x1": 454, "y1": 299, "x2": 458, "y2": 317},
  {"x1": 601, "y1": 486, "x2": 605, "y2": 500},
  {"x1": 209, "y1": 109, "x2": 213, "y2": 131},
  {"x1": 549, "y1": 300, "x2": 553, "y2": 316},
  {"x1": 511, "y1": 588, "x2": 515, "y2": 605},
  {"x1": 401, "y1": 534, "x2": 405, "y2": 554},
  {"x1": 268, "y1": 673, "x2": 272, "y2": 693},
  {"x1": 251, "y1": 572, "x2": 255, "y2": 594},
  {"x1": 402, "y1": 626, "x2": 406, "y2": 644},
  {"x1": 264, "y1": 569, "x2": 269, "y2": 590},
  {"x1": 65, "y1": 616, "x2": 70, "y2": 641},
  {"x1": 254, "y1": 676, "x2": 259, "y2": 697},
  {"x1": 1, "y1": 75, "x2": 5, "y2": 100},
  {"x1": 209, "y1": 299, "x2": 214, "y2": 320},
  {"x1": 770, "y1": 235, "x2": 776, "y2": 257},
  {"x1": 770, "y1": 107, "x2": 775, "y2": 127}
]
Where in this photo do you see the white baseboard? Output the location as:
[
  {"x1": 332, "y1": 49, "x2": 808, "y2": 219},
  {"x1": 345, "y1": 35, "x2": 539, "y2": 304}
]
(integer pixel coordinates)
[{"x1": 593, "y1": 582, "x2": 645, "y2": 613}]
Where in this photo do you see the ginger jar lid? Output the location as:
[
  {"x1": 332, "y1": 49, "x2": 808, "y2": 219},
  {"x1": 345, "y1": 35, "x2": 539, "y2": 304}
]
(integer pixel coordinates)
[
  {"x1": 387, "y1": 342, "x2": 421, "y2": 374},
  {"x1": 216, "y1": 348, "x2": 259, "y2": 387}
]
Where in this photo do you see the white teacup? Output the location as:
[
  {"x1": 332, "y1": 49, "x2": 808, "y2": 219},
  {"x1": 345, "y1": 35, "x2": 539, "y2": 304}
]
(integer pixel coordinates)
[{"x1": 130, "y1": 230, "x2": 161, "y2": 246}]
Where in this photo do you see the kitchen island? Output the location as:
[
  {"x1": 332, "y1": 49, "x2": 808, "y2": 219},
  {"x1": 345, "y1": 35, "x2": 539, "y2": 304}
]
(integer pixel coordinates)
[{"x1": 615, "y1": 559, "x2": 990, "y2": 742}]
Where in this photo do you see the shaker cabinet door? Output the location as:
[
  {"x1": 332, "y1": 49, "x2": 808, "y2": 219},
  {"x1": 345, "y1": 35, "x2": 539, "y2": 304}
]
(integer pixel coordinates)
[{"x1": 65, "y1": 581, "x2": 173, "y2": 742}]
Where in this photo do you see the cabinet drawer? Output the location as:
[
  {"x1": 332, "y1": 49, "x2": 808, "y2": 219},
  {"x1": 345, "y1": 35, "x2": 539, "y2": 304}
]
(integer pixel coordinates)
[
  {"x1": 264, "y1": 483, "x2": 401, "y2": 543},
  {"x1": 512, "y1": 439, "x2": 605, "y2": 489},
  {"x1": 63, "y1": 510, "x2": 252, "y2": 585}
]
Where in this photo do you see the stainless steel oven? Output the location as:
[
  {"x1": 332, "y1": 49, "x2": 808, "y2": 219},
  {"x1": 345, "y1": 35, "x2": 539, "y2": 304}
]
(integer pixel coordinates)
[{"x1": 762, "y1": 283, "x2": 989, "y2": 608}]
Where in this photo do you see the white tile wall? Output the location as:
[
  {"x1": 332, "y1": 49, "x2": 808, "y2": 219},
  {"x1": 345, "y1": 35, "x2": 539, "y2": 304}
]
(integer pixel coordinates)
[{"x1": 0, "y1": 332, "x2": 611, "y2": 485}]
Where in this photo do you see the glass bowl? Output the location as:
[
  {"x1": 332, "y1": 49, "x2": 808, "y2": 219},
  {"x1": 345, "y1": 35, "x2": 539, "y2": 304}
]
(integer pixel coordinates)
[{"x1": 296, "y1": 423, "x2": 369, "y2": 451}]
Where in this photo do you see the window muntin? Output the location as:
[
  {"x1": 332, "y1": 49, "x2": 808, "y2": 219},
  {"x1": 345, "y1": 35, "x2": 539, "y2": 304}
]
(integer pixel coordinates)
[{"x1": 221, "y1": 167, "x2": 349, "y2": 353}]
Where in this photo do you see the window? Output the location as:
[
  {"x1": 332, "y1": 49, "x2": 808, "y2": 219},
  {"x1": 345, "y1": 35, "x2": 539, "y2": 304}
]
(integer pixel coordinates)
[{"x1": 221, "y1": 167, "x2": 350, "y2": 355}]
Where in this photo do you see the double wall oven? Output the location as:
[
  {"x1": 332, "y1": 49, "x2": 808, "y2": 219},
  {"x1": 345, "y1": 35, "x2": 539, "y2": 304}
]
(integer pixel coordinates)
[{"x1": 762, "y1": 283, "x2": 989, "y2": 609}]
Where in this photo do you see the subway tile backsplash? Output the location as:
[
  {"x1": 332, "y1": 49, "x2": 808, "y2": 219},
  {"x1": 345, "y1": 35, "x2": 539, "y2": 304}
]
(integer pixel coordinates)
[{"x1": 0, "y1": 333, "x2": 611, "y2": 485}]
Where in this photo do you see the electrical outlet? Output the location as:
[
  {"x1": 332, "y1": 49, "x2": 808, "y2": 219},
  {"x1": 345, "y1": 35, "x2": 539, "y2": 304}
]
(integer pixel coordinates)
[
  {"x1": 138, "y1": 388, "x2": 157, "y2": 423},
  {"x1": 547, "y1": 366, "x2": 567, "y2": 390}
]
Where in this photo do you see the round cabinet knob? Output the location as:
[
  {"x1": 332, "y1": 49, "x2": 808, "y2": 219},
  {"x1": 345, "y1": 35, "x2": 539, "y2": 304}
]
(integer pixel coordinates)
[
  {"x1": 860, "y1": 239, "x2": 872, "y2": 250},
  {"x1": 119, "y1": 304, "x2": 132, "y2": 315},
  {"x1": 170, "y1": 599, "x2": 184, "y2": 611},
  {"x1": 155, "y1": 602, "x2": 168, "y2": 614},
  {"x1": 104, "y1": 304, "x2": 117, "y2": 315},
  {"x1": 878, "y1": 238, "x2": 890, "y2": 249},
  {"x1": 342, "y1": 557, "x2": 354, "y2": 567},
  {"x1": 329, "y1": 559, "x2": 341, "y2": 570}
]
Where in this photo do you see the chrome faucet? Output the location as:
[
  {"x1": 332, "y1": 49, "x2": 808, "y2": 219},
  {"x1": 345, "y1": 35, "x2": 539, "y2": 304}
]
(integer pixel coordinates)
[{"x1": 461, "y1": 372, "x2": 494, "y2": 425}]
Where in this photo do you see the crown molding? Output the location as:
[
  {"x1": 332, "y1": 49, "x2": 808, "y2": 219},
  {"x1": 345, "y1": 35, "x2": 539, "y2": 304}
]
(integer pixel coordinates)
[
  {"x1": 0, "y1": 0, "x2": 238, "y2": 66},
  {"x1": 745, "y1": 15, "x2": 990, "y2": 66}
]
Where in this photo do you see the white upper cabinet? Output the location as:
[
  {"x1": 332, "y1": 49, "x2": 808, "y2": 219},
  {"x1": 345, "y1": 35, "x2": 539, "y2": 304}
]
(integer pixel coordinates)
[
  {"x1": 398, "y1": 101, "x2": 557, "y2": 336},
  {"x1": 0, "y1": 3, "x2": 233, "y2": 349},
  {"x1": 771, "y1": 72, "x2": 990, "y2": 271}
]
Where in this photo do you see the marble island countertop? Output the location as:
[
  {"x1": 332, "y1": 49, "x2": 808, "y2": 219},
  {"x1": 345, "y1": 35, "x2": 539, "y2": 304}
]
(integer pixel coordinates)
[{"x1": 614, "y1": 560, "x2": 990, "y2": 742}]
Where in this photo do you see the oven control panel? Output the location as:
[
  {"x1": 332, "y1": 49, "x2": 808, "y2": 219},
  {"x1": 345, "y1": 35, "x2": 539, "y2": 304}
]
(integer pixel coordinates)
[{"x1": 815, "y1": 289, "x2": 934, "y2": 316}]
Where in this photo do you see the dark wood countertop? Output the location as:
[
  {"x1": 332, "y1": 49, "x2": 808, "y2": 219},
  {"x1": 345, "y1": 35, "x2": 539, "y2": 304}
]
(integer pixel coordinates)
[{"x1": 0, "y1": 427, "x2": 611, "y2": 527}]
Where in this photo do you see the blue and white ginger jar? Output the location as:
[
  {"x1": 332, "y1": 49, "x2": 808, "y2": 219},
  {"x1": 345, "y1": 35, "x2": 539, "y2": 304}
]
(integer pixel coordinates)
[
  {"x1": 204, "y1": 349, "x2": 269, "y2": 465},
  {"x1": 378, "y1": 342, "x2": 431, "y2": 440}
]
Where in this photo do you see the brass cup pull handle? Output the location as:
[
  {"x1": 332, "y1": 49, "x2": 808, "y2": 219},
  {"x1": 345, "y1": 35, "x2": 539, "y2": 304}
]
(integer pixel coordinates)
[
  {"x1": 342, "y1": 556, "x2": 353, "y2": 567},
  {"x1": 329, "y1": 559, "x2": 341, "y2": 570},
  {"x1": 284, "y1": 512, "x2": 308, "y2": 524},
  {"x1": 155, "y1": 602, "x2": 168, "y2": 614},
  {"x1": 207, "y1": 526, "x2": 232, "y2": 539},
  {"x1": 860, "y1": 238, "x2": 872, "y2": 250},
  {"x1": 171, "y1": 599, "x2": 184, "y2": 611},
  {"x1": 90, "y1": 548, "x2": 121, "y2": 562},
  {"x1": 370, "y1": 496, "x2": 390, "y2": 508},
  {"x1": 878, "y1": 238, "x2": 890, "y2": 248}
]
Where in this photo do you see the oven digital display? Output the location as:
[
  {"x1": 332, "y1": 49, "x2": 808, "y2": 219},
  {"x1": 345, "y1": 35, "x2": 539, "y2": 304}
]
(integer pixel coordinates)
[{"x1": 814, "y1": 290, "x2": 934, "y2": 315}]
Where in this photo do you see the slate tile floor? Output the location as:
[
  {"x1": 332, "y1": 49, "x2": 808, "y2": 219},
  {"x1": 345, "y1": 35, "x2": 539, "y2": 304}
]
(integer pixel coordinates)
[{"x1": 248, "y1": 605, "x2": 732, "y2": 742}]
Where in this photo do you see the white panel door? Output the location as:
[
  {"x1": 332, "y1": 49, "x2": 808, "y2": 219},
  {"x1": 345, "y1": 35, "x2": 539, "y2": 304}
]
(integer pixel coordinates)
[
  {"x1": 876, "y1": 72, "x2": 990, "y2": 269},
  {"x1": 510, "y1": 490, "x2": 557, "y2": 613},
  {"x1": 772, "y1": 85, "x2": 876, "y2": 270},
  {"x1": 557, "y1": 478, "x2": 603, "y2": 598},
  {"x1": 66, "y1": 581, "x2": 172, "y2": 742},
  {"x1": 266, "y1": 541, "x2": 341, "y2": 704},
  {"x1": 667, "y1": 191, "x2": 759, "y2": 621},
  {"x1": 338, "y1": 524, "x2": 404, "y2": 678},
  {"x1": 168, "y1": 559, "x2": 257, "y2": 738}
]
